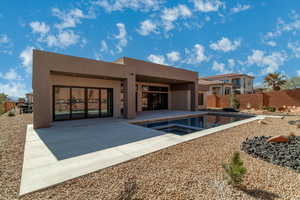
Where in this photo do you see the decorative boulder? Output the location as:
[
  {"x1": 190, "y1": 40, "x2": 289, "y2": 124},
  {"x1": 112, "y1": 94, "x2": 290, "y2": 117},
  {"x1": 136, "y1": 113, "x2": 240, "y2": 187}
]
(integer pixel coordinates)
[
  {"x1": 258, "y1": 120, "x2": 267, "y2": 125},
  {"x1": 267, "y1": 135, "x2": 289, "y2": 143}
]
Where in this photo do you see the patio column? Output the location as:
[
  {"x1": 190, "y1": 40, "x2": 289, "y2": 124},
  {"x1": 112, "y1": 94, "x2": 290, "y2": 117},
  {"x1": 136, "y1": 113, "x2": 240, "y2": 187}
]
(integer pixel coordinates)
[
  {"x1": 124, "y1": 73, "x2": 136, "y2": 119},
  {"x1": 190, "y1": 80, "x2": 198, "y2": 111},
  {"x1": 32, "y1": 50, "x2": 52, "y2": 129}
]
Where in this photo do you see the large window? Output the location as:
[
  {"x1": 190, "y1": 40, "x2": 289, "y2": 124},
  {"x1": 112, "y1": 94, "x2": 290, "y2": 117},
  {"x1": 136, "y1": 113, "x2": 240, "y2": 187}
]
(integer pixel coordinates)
[
  {"x1": 141, "y1": 85, "x2": 168, "y2": 111},
  {"x1": 53, "y1": 86, "x2": 113, "y2": 121},
  {"x1": 198, "y1": 93, "x2": 204, "y2": 105},
  {"x1": 232, "y1": 78, "x2": 241, "y2": 87},
  {"x1": 225, "y1": 87, "x2": 231, "y2": 95}
]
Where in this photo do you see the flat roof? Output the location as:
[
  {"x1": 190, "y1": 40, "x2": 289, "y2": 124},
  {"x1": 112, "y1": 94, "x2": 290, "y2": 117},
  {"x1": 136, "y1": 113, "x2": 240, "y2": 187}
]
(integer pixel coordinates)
[
  {"x1": 34, "y1": 49, "x2": 198, "y2": 83},
  {"x1": 204, "y1": 73, "x2": 254, "y2": 79},
  {"x1": 198, "y1": 78, "x2": 232, "y2": 86}
]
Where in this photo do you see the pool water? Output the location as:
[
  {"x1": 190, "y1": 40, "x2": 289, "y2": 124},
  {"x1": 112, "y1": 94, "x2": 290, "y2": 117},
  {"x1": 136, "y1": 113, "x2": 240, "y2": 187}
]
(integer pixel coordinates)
[
  {"x1": 140, "y1": 113, "x2": 252, "y2": 135},
  {"x1": 157, "y1": 126, "x2": 198, "y2": 135}
]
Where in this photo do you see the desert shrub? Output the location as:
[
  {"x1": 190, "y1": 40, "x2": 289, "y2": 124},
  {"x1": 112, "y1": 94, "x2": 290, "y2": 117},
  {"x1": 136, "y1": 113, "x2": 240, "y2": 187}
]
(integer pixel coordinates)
[
  {"x1": 117, "y1": 178, "x2": 138, "y2": 200},
  {"x1": 229, "y1": 94, "x2": 240, "y2": 110},
  {"x1": 222, "y1": 152, "x2": 247, "y2": 186},
  {"x1": 8, "y1": 110, "x2": 16, "y2": 117},
  {"x1": 263, "y1": 106, "x2": 276, "y2": 112}
]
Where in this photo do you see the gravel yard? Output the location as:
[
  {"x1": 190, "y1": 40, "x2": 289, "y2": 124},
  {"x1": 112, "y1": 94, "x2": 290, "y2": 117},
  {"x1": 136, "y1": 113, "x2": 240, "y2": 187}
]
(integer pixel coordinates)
[{"x1": 1, "y1": 113, "x2": 300, "y2": 200}]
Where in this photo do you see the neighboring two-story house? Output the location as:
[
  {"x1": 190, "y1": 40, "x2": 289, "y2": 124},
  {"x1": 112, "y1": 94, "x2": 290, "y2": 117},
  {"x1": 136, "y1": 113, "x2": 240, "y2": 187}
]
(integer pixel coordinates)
[
  {"x1": 203, "y1": 73, "x2": 254, "y2": 95},
  {"x1": 198, "y1": 78, "x2": 233, "y2": 109}
]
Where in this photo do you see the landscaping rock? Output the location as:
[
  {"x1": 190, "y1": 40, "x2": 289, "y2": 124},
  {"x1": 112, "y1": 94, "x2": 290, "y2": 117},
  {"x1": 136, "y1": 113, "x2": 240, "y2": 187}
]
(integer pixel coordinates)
[
  {"x1": 288, "y1": 120, "x2": 300, "y2": 125},
  {"x1": 258, "y1": 120, "x2": 267, "y2": 125},
  {"x1": 2, "y1": 113, "x2": 300, "y2": 199},
  {"x1": 267, "y1": 135, "x2": 289, "y2": 143},
  {"x1": 241, "y1": 136, "x2": 300, "y2": 173}
]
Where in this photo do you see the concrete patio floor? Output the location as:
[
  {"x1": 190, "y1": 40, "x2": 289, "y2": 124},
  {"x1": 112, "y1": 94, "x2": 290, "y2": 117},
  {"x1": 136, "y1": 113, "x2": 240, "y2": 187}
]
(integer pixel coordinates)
[{"x1": 20, "y1": 110, "x2": 264, "y2": 196}]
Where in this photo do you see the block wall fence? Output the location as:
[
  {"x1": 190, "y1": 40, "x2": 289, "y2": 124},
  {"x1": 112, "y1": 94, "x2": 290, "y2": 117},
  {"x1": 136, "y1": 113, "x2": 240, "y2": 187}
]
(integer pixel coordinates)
[
  {"x1": 3, "y1": 101, "x2": 16, "y2": 113},
  {"x1": 206, "y1": 88, "x2": 300, "y2": 109}
]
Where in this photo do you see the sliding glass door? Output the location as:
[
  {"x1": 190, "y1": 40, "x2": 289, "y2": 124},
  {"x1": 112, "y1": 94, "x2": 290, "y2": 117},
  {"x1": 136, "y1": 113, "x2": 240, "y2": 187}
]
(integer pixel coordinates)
[
  {"x1": 54, "y1": 87, "x2": 70, "y2": 120},
  {"x1": 53, "y1": 86, "x2": 113, "y2": 121},
  {"x1": 71, "y1": 88, "x2": 85, "y2": 119},
  {"x1": 141, "y1": 85, "x2": 168, "y2": 111},
  {"x1": 87, "y1": 88, "x2": 100, "y2": 118}
]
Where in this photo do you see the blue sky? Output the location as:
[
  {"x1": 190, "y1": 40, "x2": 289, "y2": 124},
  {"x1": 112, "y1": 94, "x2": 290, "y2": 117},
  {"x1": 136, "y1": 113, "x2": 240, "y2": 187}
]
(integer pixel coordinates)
[{"x1": 1, "y1": 0, "x2": 300, "y2": 97}]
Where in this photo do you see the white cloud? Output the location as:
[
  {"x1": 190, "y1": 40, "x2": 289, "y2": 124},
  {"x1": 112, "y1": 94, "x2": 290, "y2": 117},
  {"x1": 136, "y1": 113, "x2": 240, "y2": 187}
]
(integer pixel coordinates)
[
  {"x1": 212, "y1": 61, "x2": 231, "y2": 74},
  {"x1": 92, "y1": 0, "x2": 162, "y2": 12},
  {"x1": 0, "y1": 34, "x2": 10, "y2": 44},
  {"x1": 29, "y1": 21, "x2": 50, "y2": 34},
  {"x1": 52, "y1": 8, "x2": 94, "y2": 30},
  {"x1": 297, "y1": 70, "x2": 300, "y2": 77},
  {"x1": 94, "y1": 40, "x2": 109, "y2": 59},
  {"x1": 288, "y1": 41, "x2": 300, "y2": 58},
  {"x1": 177, "y1": 4, "x2": 192, "y2": 17},
  {"x1": 19, "y1": 46, "x2": 34, "y2": 73},
  {"x1": 266, "y1": 41, "x2": 277, "y2": 47},
  {"x1": 210, "y1": 37, "x2": 241, "y2": 52},
  {"x1": 264, "y1": 11, "x2": 300, "y2": 40},
  {"x1": 42, "y1": 30, "x2": 80, "y2": 48},
  {"x1": 113, "y1": 23, "x2": 128, "y2": 53},
  {"x1": 100, "y1": 40, "x2": 108, "y2": 52},
  {"x1": 161, "y1": 4, "x2": 192, "y2": 31},
  {"x1": 95, "y1": 24, "x2": 128, "y2": 56},
  {"x1": 0, "y1": 34, "x2": 13, "y2": 55},
  {"x1": 147, "y1": 54, "x2": 166, "y2": 65},
  {"x1": 57, "y1": 30, "x2": 80, "y2": 47},
  {"x1": 227, "y1": 59, "x2": 235, "y2": 68},
  {"x1": 28, "y1": 8, "x2": 93, "y2": 50},
  {"x1": 137, "y1": 20, "x2": 158, "y2": 36},
  {"x1": 247, "y1": 50, "x2": 287, "y2": 74},
  {"x1": 192, "y1": 0, "x2": 224, "y2": 12},
  {"x1": 184, "y1": 44, "x2": 208, "y2": 64},
  {"x1": 0, "y1": 82, "x2": 28, "y2": 98},
  {"x1": 166, "y1": 51, "x2": 180, "y2": 62},
  {"x1": 0, "y1": 68, "x2": 22, "y2": 81},
  {"x1": 230, "y1": 4, "x2": 251, "y2": 14}
]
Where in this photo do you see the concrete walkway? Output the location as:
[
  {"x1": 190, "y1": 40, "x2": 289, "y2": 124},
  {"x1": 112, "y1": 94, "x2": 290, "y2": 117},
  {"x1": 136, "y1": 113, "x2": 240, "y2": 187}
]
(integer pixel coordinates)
[{"x1": 20, "y1": 111, "x2": 264, "y2": 196}]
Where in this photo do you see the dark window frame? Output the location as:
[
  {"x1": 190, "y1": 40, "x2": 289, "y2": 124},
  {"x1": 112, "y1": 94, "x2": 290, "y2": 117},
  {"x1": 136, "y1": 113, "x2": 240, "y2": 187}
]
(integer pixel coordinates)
[{"x1": 53, "y1": 85, "x2": 113, "y2": 121}]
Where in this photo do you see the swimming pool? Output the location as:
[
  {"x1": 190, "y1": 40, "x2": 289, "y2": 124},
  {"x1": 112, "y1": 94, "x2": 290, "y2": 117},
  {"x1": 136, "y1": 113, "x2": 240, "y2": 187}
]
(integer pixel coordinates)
[{"x1": 138, "y1": 113, "x2": 253, "y2": 135}]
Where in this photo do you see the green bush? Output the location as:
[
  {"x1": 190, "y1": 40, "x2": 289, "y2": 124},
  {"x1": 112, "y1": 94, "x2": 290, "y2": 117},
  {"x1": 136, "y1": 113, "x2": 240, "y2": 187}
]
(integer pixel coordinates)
[
  {"x1": 229, "y1": 94, "x2": 240, "y2": 110},
  {"x1": 222, "y1": 152, "x2": 247, "y2": 186},
  {"x1": 0, "y1": 104, "x2": 4, "y2": 115},
  {"x1": 263, "y1": 106, "x2": 276, "y2": 112}
]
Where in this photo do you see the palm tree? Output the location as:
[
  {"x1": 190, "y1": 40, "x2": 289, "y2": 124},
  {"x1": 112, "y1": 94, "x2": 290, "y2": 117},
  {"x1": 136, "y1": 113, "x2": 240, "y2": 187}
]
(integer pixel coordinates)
[{"x1": 264, "y1": 72, "x2": 287, "y2": 91}]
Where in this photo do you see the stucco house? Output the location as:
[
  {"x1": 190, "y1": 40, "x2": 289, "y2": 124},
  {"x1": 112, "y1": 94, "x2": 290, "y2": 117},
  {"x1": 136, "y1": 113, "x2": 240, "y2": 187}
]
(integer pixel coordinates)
[
  {"x1": 203, "y1": 73, "x2": 254, "y2": 94},
  {"x1": 32, "y1": 50, "x2": 199, "y2": 129}
]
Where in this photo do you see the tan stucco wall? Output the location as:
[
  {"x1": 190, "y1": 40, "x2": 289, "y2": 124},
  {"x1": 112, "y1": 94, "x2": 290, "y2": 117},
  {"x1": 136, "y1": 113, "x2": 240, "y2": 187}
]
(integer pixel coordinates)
[
  {"x1": 50, "y1": 74, "x2": 121, "y2": 119},
  {"x1": 33, "y1": 50, "x2": 199, "y2": 128},
  {"x1": 171, "y1": 90, "x2": 191, "y2": 110}
]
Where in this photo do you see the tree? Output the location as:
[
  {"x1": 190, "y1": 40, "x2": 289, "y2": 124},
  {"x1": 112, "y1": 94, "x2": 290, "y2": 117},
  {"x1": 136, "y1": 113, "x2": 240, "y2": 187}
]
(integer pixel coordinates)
[
  {"x1": 284, "y1": 77, "x2": 300, "y2": 89},
  {"x1": 264, "y1": 72, "x2": 287, "y2": 91},
  {"x1": 229, "y1": 93, "x2": 240, "y2": 109},
  {"x1": 222, "y1": 152, "x2": 247, "y2": 186}
]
